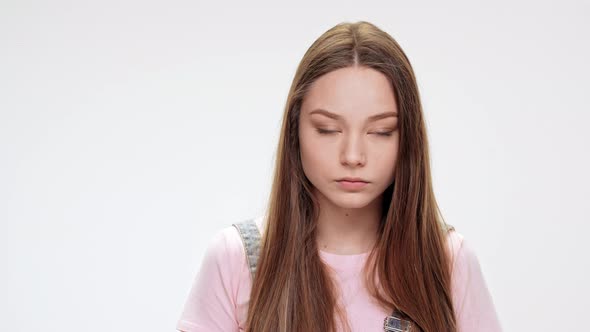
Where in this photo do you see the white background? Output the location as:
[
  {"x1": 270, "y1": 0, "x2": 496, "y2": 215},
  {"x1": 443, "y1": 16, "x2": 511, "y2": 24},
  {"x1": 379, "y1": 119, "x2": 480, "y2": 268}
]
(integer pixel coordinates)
[{"x1": 1, "y1": 0, "x2": 588, "y2": 331}]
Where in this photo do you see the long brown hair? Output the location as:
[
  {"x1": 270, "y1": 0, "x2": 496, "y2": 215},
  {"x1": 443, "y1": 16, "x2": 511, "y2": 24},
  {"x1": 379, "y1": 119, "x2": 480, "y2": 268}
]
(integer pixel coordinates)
[{"x1": 246, "y1": 21, "x2": 457, "y2": 332}]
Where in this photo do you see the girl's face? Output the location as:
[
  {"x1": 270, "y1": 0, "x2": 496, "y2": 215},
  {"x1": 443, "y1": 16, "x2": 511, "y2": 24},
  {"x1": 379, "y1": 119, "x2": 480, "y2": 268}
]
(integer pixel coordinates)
[{"x1": 298, "y1": 66, "x2": 400, "y2": 210}]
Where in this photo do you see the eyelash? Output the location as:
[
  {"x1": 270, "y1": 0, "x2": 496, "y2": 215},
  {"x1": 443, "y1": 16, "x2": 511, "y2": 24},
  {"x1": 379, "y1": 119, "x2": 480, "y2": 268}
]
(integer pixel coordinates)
[{"x1": 316, "y1": 129, "x2": 393, "y2": 137}]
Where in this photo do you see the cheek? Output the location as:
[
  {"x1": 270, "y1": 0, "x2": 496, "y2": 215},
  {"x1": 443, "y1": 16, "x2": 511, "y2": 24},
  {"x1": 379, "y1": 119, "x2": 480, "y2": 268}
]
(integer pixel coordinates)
[
  {"x1": 300, "y1": 136, "x2": 327, "y2": 169},
  {"x1": 299, "y1": 131, "x2": 331, "y2": 180},
  {"x1": 372, "y1": 143, "x2": 399, "y2": 177}
]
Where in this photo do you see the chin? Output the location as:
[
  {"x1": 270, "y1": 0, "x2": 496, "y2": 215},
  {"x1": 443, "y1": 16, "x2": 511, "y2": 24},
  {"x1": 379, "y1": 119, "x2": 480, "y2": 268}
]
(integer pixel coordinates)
[{"x1": 325, "y1": 193, "x2": 376, "y2": 210}]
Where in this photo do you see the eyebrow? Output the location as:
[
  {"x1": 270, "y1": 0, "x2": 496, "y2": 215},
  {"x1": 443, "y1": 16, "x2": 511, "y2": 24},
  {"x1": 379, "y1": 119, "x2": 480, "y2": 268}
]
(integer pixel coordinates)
[{"x1": 308, "y1": 108, "x2": 398, "y2": 122}]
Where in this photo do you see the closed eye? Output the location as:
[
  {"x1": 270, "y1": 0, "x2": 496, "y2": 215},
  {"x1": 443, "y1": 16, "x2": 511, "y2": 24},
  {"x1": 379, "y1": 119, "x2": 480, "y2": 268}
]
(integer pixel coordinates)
[
  {"x1": 374, "y1": 131, "x2": 393, "y2": 136},
  {"x1": 316, "y1": 129, "x2": 394, "y2": 136},
  {"x1": 316, "y1": 128, "x2": 338, "y2": 135}
]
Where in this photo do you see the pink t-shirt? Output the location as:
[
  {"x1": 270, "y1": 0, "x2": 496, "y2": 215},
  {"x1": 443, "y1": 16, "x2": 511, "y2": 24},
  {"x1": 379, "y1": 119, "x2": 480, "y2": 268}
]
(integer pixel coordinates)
[{"x1": 176, "y1": 216, "x2": 502, "y2": 332}]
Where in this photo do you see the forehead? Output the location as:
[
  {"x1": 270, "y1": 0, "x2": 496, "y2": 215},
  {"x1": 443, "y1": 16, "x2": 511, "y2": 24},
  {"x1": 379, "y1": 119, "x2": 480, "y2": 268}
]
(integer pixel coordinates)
[{"x1": 301, "y1": 66, "x2": 398, "y2": 119}]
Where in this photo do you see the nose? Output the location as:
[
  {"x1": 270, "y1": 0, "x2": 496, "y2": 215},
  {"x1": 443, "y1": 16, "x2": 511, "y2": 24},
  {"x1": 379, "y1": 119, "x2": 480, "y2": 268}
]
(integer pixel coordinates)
[{"x1": 340, "y1": 132, "x2": 366, "y2": 167}]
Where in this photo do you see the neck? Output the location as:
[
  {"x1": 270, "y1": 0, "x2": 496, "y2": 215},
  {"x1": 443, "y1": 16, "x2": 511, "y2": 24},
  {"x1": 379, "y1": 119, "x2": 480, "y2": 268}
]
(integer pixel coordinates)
[{"x1": 314, "y1": 188, "x2": 383, "y2": 255}]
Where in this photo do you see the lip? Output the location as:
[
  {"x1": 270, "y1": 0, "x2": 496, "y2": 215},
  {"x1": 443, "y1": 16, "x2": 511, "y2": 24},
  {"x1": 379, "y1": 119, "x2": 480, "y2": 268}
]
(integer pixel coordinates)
[
  {"x1": 337, "y1": 177, "x2": 369, "y2": 182},
  {"x1": 336, "y1": 178, "x2": 369, "y2": 190}
]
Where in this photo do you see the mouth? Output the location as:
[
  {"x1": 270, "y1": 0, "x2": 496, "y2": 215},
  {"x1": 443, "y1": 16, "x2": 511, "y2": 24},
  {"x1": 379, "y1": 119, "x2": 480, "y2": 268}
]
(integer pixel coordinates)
[
  {"x1": 337, "y1": 177, "x2": 369, "y2": 183},
  {"x1": 336, "y1": 178, "x2": 369, "y2": 190}
]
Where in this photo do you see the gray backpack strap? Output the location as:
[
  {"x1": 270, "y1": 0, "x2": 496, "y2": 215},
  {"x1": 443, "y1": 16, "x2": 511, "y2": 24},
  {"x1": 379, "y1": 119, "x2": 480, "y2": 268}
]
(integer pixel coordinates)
[{"x1": 232, "y1": 219, "x2": 261, "y2": 281}]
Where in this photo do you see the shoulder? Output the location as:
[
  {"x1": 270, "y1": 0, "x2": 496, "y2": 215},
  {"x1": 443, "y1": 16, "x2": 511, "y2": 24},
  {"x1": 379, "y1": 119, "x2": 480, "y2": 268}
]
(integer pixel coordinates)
[
  {"x1": 204, "y1": 221, "x2": 250, "y2": 269},
  {"x1": 202, "y1": 215, "x2": 265, "y2": 279},
  {"x1": 444, "y1": 228, "x2": 480, "y2": 275},
  {"x1": 444, "y1": 228, "x2": 484, "y2": 296},
  {"x1": 176, "y1": 220, "x2": 255, "y2": 331},
  {"x1": 443, "y1": 229, "x2": 504, "y2": 330},
  {"x1": 444, "y1": 228, "x2": 465, "y2": 269},
  {"x1": 187, "y1": 219, "x2": 253, "y2": 295},
  {"x1": 187, "y1": 218, "x2": 256, "y2": 303}
]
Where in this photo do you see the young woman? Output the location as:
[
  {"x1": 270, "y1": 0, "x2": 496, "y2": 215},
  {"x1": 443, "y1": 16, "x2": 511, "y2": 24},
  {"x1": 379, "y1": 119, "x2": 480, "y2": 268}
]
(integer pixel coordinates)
[{"x1": 176, "y1": 21, "x2": 502, "y2": 332}]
